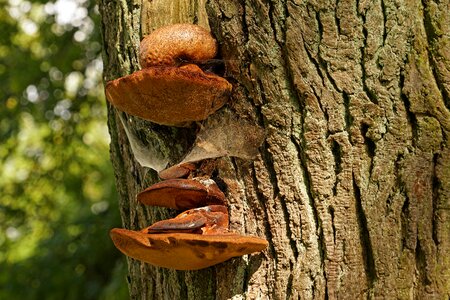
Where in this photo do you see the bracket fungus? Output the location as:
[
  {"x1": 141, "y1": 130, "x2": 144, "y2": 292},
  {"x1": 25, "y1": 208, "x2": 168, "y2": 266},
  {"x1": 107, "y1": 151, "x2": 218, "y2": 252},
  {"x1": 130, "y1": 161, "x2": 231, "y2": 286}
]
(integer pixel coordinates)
[
  {"x1": 145, "y1": 205, "x2": 229, "y2": 234},
  {"x1": 105, "y1": 24, "x2": 232, "y2": 126},
  {"x1": 107, "y1": 23, "x2": 267, "y2": 272},
  {"x1": 110, "y1": 205, "x2": 268, "y2": 270},
  {"x1": 158, "y1": 162, "x2": 197, "y2": 180},
  {"x1": 137, "y1": 178, "x2": 225, "y2": 210}
]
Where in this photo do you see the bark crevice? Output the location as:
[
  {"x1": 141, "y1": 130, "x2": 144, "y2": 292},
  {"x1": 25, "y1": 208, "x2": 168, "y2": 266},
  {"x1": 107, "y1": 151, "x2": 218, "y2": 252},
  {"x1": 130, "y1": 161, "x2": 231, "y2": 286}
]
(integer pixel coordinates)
[
  {"x1": 353, "y1": 176, "x2": 376, "y2": 287},
  {"x1": 421, "y1": 0, "x2": 450, "y2": 111}
]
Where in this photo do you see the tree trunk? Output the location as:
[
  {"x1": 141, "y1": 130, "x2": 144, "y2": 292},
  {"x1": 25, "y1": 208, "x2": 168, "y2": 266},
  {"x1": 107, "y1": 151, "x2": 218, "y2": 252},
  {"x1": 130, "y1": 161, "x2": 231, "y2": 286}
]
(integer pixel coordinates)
[{"x1": 99, "y1": 0, "x2": 450, "y2": 299}]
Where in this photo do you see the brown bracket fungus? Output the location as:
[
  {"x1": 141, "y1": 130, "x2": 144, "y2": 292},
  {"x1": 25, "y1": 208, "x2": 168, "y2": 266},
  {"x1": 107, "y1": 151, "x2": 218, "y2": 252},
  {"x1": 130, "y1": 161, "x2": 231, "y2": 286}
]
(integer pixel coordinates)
[
  {"x1": 145, "y1": 205, "x2": 229, "y2": 234},
  {"x1": 110, "y1": 230, "x2": 268, "y2": 270},
  {"x1": 110, "y1": 205, "x2": 268, "y2": 270},
  {"x1": 137, "y1": 178, "x2": 225, "y2": 210},
  {"x1": 106, "y1": 24, "x2": 268, "y2": 272},
  {"x1": 158, "y1": 162, "x2": 197, "y2": 180},
  {"x1": 105, "y1": 24, "x2": 232, "y2": 126}
]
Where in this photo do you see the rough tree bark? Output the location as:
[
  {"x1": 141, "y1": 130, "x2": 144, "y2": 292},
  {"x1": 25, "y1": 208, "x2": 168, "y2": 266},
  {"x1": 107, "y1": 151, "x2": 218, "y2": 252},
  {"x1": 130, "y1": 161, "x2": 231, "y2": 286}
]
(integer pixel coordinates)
[{"x1": 99, "y1": 0, "x2": 449, "y2": 299}]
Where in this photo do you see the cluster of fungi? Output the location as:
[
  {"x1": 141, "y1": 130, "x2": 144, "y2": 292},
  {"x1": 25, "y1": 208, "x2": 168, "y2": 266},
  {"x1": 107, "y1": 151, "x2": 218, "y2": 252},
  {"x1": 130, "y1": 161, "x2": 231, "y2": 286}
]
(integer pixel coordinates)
[{"x1": 106, "y1": 24, "x2": 268, "y2": 270}]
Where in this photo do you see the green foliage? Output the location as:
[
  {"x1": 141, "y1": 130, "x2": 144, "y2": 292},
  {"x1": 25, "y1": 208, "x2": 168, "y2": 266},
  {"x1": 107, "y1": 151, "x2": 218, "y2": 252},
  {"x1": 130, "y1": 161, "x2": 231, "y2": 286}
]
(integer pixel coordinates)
[{"x1": 0, "y1": 0, "x2": 128, "y2": 298}]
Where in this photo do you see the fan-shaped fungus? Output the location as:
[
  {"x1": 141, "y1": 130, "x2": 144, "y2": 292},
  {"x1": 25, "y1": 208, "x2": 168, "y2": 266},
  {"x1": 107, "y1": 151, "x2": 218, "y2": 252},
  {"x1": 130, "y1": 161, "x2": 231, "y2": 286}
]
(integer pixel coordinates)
[
  {"x1": 145, "y1": 205, "x2": 229, "y2": 234},
  {"x1": 105, "y1": 24, "x2": 232, "y2": 126},
  {"x1": 107, "y1": 24, "x2": 266, "y2": 272},
  {"x1": 158, "y1": 163, "x2": 196, "y2": 180},
  {"x1": 110, "y1": 205, "x2": 268, "y2": 270},
  {"x1": 137, "y1": 178, "x2": 225, "y2": 209},
  {"x1": 110, "y1": 230, "x2": 268, "y2": 270}
]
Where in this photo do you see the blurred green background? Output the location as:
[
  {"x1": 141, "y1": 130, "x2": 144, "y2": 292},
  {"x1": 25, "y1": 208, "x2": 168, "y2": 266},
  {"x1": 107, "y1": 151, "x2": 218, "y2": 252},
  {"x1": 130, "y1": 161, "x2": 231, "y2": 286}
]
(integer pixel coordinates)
[{"x1": 0, "y1": 0, "x2": 128, "y2": 298}]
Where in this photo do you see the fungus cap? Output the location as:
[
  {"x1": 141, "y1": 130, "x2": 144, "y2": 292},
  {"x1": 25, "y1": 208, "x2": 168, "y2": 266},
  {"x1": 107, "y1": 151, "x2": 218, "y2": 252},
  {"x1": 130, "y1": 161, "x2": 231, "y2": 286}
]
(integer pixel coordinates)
[
  {"x1": 145, "y1": 205, "x2": 229, "y2": 234},
  {"x1": 105, "y1": 65, "x2": 231, "y2": 126},
  {"x1": 137, "y1": 178, "x2": 225, "y2": 209},
  {"x1": 110, "y1": 229, "x2": 268, "y2": 270},
  {"x1": 140, "y1": 23, "x2": 217, "y2": 68},
  {"x1": 158, "y1": 163, "x2": 196, "y2": 180}
]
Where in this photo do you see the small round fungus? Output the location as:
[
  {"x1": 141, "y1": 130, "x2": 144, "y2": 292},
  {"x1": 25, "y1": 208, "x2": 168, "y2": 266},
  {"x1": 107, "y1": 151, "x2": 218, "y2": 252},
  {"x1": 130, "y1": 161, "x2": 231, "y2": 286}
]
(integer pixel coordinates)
[{"x1": 139, "y1": 23, "x2": 217, "y2": 68}]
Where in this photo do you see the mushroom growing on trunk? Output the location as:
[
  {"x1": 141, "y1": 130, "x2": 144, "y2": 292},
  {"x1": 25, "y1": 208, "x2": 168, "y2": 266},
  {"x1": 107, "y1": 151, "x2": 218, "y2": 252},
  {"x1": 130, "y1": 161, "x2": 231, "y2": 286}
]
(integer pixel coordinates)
[
  {"x1": 137, "y1": 177, "x2": 225, "y2": 210},
  {"x1": 105, "y1": 24, "x2": 232, "y2": 126},
  {"x1": 110, "y1": 205, "x2": 268, "y2": 270}
]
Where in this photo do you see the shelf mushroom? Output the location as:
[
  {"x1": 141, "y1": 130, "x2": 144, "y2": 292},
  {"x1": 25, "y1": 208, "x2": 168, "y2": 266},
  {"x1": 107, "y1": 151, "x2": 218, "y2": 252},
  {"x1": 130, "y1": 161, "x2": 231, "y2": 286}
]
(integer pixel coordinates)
[
  {"x1": 137, "y1": 178, "x2": 225, "y2": 210},
  {"x1": 107, "y1": 23, "x2": 267, "y2": 272},
  {"x1": 105, "y1": 24, "x2": 232, "y2": 126},
  {"x1": 158, "y1": 163, "x2": 197, "y2": 180},
  {"x1": 110, "y1": 205, "x2": 268, "y2": 270},
  {"x1": 145, "y1": 205, "x2": 229, "y2": 234}
]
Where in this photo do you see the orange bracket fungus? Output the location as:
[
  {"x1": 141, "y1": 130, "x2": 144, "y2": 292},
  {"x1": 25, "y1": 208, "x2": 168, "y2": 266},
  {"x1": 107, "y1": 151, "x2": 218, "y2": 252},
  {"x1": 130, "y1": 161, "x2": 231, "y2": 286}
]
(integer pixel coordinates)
[
  {"x1": 108, "y1": 24, "x2": 267, "y2": 271},
  {"x1": 105, "y1": 24, "x2": 232, "y2": 126},
  {"x1": 145, "y1": 205, "x2": 229, "y2": 234},
  {"x1": 110, "y1": 206, "x2": 268, "y2": 270},
  {"x1": 158, "y1": 162, "x2": 197, "y2": 180},
  {"x1": 137, "y1": 178, "x2": 225, "y2": 210}
]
